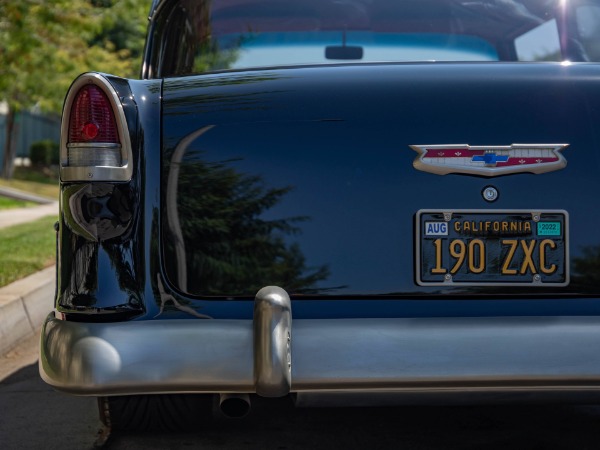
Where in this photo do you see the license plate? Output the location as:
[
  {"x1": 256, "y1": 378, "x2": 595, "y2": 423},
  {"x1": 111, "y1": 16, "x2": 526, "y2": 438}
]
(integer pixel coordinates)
[{"x1": 416, "y1": 210, "x2": 569, "y2": 286}]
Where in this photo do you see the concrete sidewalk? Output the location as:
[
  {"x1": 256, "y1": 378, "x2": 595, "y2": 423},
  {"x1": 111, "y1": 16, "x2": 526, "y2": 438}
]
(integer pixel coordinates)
[
  {"x1": 0, "y1": 194, "x2": 59, "y2": 355},
  {"x1": 0, "y1": 201, "x2": 58, "y2": 229},
  {"x1": 0, "y1": 267, "x2": 55, "y2": 356}
]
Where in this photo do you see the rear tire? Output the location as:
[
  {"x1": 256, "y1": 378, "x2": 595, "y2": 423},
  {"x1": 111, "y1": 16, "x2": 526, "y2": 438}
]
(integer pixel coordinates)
[{"x1": 98, "y1": 394, "x2": 214, "y2": 432}]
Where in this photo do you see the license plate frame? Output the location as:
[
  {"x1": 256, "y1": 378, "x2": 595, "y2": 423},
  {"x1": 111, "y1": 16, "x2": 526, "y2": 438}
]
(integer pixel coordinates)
[{"x1": 415, "y1": 209, "x2": 569, "y2": 286}]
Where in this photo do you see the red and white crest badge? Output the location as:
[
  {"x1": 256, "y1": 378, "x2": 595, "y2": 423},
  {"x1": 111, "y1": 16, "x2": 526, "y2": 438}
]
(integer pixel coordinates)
[{"x1": 411, "y1": 144, "x2": 568, "y2": 176}]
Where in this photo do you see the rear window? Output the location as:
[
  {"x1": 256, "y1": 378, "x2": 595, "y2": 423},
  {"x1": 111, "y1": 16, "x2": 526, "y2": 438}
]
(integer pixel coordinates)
[{"x1": 147, "y1": 0, "x2": 600, "y2": 77}]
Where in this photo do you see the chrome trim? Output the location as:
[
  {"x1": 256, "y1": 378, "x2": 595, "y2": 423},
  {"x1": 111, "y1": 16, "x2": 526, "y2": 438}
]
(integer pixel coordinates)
[
  {"x1": 415, "y1": 209, "x2": 570, "y2": 287},
  {"x1": 411, "y1": 144, "x2": 568, "y2": 177},
  {"x1": 40, "y1": 314, "x2": 255, "y2": 395},
  {"x1": 40, "y1": 312, "x2": 600, "y2": 398},
  {"x1": 67, "y1": 146, "x2": 122, "y2": 168},
  {"x1": 253, "y1": 286, "x2": 292, "y2": 397},
  {"x1": 61, "y1": 166, "x2": 132, "y2": 182},
  {"x1": 66, "y1": 143, "x2": 122, "y2": 149},
  {"x1": 60, "y1": 73, "x2": 133, "y2": 182}
]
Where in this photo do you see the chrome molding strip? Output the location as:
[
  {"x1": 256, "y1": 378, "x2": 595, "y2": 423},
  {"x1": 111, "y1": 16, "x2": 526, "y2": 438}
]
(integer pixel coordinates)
[
  {"x1": 40, "y1": 313, "x2": 600, "y2": 397},
  {"x1": 60, "y1": 73, "x2": 133, "y2": 182}
]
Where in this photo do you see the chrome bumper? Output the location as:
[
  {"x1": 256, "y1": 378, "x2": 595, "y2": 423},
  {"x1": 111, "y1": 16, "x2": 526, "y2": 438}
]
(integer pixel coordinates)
[{"x1": 40, "y1": 287, "x2": 600, "y2": 399}]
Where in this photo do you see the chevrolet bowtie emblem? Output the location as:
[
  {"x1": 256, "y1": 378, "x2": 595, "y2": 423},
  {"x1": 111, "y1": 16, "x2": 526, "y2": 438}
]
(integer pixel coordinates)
[
  {"x1": 471, "y1": 153, "x2": 509, "y2": 165},
  {"x1": 410, "y1": 144, "x2": 569, "y2": 176}
]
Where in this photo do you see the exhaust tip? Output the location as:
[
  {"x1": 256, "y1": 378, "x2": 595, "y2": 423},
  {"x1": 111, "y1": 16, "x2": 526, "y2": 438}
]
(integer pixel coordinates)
[{"x1": 219, "y1": 394, "x2": 251, "y2": 418}]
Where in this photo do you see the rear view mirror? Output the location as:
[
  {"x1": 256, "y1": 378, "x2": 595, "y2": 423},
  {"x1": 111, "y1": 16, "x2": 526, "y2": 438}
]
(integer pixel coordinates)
[{"x1": 325, "y1": 45, "x2": 364, "y2": 60}]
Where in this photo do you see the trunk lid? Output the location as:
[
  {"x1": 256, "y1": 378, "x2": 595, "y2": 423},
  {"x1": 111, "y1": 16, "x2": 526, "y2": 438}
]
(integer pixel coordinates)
[{"x1": 160, "y1": 62, "x2": 600, "y2": 298}]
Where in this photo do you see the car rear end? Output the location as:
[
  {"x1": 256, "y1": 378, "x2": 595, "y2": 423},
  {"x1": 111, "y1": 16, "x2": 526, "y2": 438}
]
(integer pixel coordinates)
[{"x1": 40, "y1": 0, "x2": 600, "y2": 428}]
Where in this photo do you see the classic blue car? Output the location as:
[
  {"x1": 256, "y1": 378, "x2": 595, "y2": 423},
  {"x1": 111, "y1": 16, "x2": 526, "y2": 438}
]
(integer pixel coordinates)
[{"x1": 40, "y1": 0, "x2": 600, "y2": 430}]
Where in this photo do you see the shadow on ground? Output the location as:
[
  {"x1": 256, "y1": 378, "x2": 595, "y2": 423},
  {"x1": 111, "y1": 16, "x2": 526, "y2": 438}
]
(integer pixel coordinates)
[{"x1": 3, "y1": 363, "x2": 600, "y2": 450}]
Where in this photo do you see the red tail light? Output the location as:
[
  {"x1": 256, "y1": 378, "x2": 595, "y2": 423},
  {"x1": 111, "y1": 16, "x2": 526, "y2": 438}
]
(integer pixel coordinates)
[
  {"x1": 60, "y1": 74, "x2": 133, "y2": 181},
  {"x1": 68, "y1": 85, "x2": 119, "y2": 144}
]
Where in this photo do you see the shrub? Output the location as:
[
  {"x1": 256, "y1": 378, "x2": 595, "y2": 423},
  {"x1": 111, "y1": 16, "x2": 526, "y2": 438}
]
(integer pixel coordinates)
[{"x1": 30, "y1": 140, "x2": 59, "y2": 167}]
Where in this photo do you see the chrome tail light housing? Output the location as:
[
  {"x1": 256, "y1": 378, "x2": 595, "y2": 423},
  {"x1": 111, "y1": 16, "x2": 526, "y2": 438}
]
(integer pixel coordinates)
[{"x1": 60, "y1": 73, "x2": 133, "y2": 182}]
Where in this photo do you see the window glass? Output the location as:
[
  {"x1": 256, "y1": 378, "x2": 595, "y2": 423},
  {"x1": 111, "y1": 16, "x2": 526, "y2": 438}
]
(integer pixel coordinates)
[
  {"x1": 149, "y1": 0, "x2": 600, "y2": 77},
  {"x1": 577, "y1": 5, "x2": 600, "y2": 61},
  {"x1": 515, "y1": 19, "x2": 561, "y2": 61},
  {"x1": 230, "y1": 32, "x2": 498, "y2": 69}
]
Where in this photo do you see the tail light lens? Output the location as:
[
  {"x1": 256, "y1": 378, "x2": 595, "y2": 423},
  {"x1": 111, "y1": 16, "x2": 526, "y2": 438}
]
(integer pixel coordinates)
[{"x1": 60, "y1": 74, "x2": 133, "y2": 181}]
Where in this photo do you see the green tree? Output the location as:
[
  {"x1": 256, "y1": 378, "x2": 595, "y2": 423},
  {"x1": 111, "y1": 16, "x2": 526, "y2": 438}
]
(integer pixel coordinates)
[
  {"x1": 0, "y1": 0, "x2": 147, "y2": 179},
  {"x1": 90, "y1": 0, "x2": 149, "y2": 68}
]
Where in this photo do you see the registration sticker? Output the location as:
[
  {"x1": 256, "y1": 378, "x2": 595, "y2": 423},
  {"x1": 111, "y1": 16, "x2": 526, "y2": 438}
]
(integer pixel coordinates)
[
  {"x1": 424, "y1": 221, "x2": 448, "y2": 236},
  {"x1": 537, "y1": 222, "x2": 561, "y2": 236}
]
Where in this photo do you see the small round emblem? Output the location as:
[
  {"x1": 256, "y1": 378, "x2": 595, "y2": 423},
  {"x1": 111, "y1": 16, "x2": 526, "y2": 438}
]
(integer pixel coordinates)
[{"x1": 482, "y1": 186, "x2": 499, "y2": 202}]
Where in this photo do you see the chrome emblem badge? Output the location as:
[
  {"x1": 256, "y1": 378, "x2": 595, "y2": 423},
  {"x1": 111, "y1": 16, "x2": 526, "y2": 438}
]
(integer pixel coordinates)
[{"x1": 411, "y1": 144, "x2": 569, "y2": 176}]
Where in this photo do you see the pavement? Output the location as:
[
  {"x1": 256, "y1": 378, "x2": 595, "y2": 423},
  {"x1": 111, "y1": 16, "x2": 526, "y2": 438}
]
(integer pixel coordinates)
[{"x1": 0, "y1": 195, "x2": 58, "y2": 356}]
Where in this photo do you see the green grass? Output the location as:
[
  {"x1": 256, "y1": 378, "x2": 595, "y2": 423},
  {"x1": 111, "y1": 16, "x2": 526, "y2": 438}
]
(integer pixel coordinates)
[
  {"x1": 0, "y1": 197, "x2": 36, "y2": 210},
  {"x1": 0, "y1": 167, "x2": 59, "y2": 200},
  {"x1": 0, "y1": 216, "x2": 56, "y2": 288},
  {"x1": 13, "y1": 166, "x2": 59, "y2": 185}
]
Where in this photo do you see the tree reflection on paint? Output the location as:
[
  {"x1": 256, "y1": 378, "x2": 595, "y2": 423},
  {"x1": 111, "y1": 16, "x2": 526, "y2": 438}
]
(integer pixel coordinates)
[
  {"x1": 571, "y1": 246, "x2": 600, "y2": 290},
  {"x1": 164, "y1": 152, "x2": 330, "y2": 296}
]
